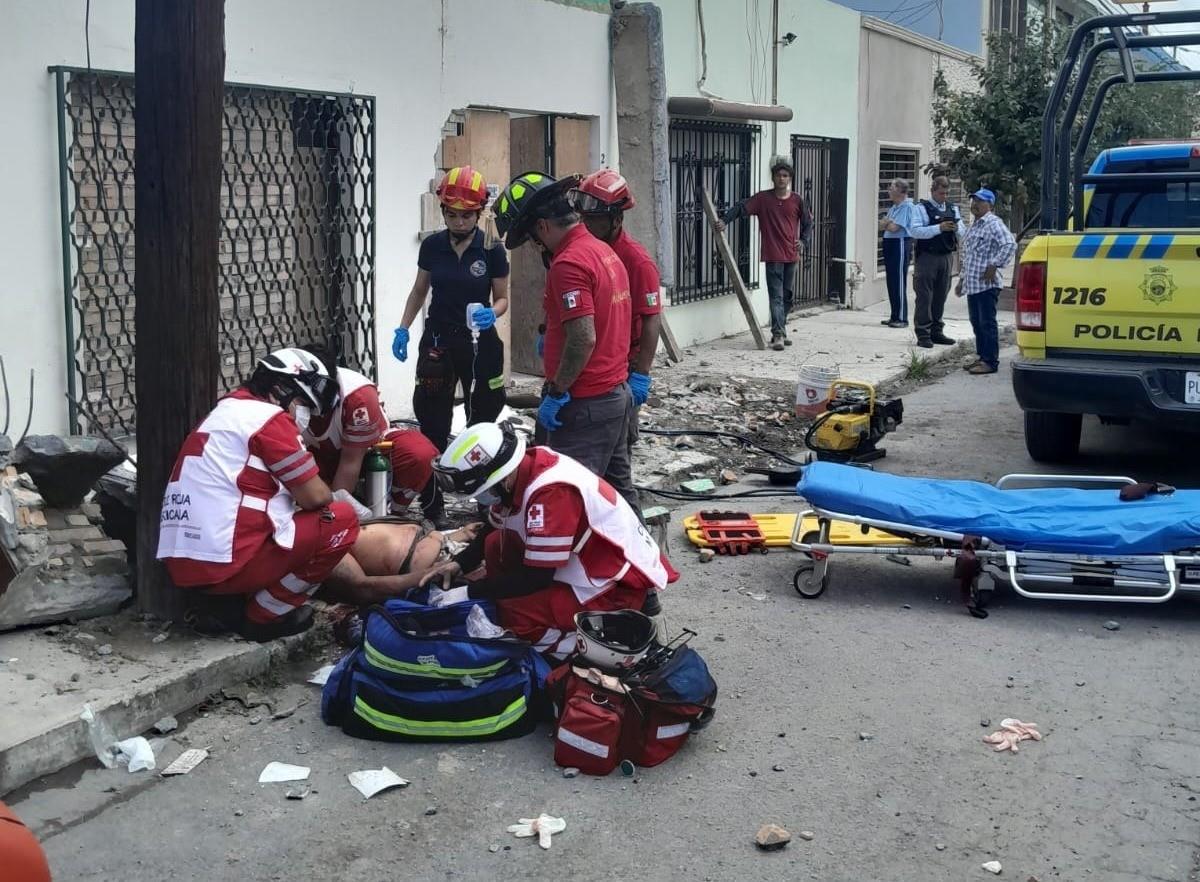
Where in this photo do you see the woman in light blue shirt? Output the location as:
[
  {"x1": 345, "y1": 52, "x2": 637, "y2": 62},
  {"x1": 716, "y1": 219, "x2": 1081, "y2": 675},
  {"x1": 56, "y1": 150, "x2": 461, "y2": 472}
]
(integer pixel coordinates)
[{"x1": 879, "y1": 178, "x2": 917, "y2": 328}]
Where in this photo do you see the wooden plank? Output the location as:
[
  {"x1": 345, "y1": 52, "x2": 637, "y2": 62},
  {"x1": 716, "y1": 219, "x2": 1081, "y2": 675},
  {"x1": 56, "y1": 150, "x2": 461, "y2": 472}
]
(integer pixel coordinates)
[
  {"x1": 463, "y1": 109, "x2": 512, "y2": 379},
  {"x1": 700, "y1": 188, "x2": 767, "y2": 350},
  {"x1": 507, "y1": 115, "x2": 549, "y2": 376},
  {"x1": 656, "y1": 290, "x2": 683, "y2": 362},
  {"x1": 552, "y1": 117, "x2": 592, "y2": 178}
]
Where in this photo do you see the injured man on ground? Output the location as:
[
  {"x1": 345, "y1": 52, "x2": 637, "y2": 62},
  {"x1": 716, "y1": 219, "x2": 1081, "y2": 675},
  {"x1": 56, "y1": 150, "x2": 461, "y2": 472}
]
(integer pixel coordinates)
[{"x1": 156, "y1": 347, "x2": 477, "y2": 642}]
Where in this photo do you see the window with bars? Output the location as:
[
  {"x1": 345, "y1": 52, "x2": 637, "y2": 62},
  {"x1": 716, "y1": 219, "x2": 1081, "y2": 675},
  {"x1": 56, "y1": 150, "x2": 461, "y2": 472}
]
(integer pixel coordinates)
[
  {"x1": 876, "y1": 147, "x2": 919, "y2": 272},
  {"x1": 668, "y1": 118, "x2": 760, "y2": 305},
  {"x1": 52, "y1": 68, "x2": 376, "y2": 436}
]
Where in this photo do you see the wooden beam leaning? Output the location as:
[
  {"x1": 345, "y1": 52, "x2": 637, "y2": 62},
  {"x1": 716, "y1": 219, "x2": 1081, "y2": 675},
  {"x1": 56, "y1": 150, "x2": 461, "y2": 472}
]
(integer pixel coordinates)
[{"x1": 700, "y1": 187, "x2": 766, "y2": 350}]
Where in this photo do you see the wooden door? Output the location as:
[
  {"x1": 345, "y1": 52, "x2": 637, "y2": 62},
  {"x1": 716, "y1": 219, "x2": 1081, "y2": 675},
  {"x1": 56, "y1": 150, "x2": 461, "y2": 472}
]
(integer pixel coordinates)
[{"x1": 508, "y1": 115, "x2": 549, "y2": 376}]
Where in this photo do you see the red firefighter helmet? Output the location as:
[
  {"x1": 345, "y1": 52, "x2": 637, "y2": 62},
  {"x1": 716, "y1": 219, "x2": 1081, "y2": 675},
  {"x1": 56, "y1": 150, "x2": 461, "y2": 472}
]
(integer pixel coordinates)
[
  {"x1": 571, "y1": 168, "x2": 636, "y2": 214},
  {"x1": 437, "y1": 165, "x2": 488, "y2": 212}
]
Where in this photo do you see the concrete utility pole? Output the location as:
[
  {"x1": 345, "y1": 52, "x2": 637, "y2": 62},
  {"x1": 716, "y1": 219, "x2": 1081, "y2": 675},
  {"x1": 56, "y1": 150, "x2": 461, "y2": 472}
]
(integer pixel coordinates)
[
  {"x1": 134, "y1": 0, "x2": 225, "y2": 617},
  {"x1": 770, "y1": 0, "x2": 779, "y2": 156}
]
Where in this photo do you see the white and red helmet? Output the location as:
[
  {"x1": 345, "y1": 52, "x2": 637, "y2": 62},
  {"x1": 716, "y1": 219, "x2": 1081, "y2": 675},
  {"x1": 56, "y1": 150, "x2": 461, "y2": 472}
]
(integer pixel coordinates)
[
  {"x1": 256, "y1": 347, "x2": 339, "y2": 415},
  {"x1": 570, "y1": 168, "x2": 636, "y2": 215}
]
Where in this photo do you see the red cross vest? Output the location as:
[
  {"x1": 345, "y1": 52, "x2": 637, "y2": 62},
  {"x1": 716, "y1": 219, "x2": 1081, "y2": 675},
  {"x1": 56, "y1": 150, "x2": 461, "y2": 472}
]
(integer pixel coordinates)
[
  {"x1": 499, "y1": 451, "x2": 668, "y2": 605},
  {"x1": 157, "y1": 396, "x2": 299, "y2": 565}
]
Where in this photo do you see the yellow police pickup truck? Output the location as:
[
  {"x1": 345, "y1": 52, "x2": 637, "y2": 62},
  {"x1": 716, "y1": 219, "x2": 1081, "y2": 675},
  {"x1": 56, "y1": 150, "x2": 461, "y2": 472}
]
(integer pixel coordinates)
[{"x1": 1012, "y1": 10, "x2": 1200, "y2": 462}]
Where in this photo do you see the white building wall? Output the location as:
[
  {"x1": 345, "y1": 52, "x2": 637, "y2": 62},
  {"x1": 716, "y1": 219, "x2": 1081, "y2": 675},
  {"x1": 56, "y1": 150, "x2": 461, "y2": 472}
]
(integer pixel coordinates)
[
  {"x1": 1, "y1": 0, "x2": 615, "y2": 436},
  {"x1": 657, "y1": 0, "x2": 863, "y2": 348}
]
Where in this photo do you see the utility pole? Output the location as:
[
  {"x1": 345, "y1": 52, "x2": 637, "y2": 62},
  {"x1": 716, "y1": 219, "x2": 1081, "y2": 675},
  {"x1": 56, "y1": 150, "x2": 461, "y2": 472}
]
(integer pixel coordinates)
[
  {"x1": 770, "y1": 0, "x2": 780, "y2": 156},
  {"x1": 134, "y1": 0, "x2": 225, "y2": 617}
]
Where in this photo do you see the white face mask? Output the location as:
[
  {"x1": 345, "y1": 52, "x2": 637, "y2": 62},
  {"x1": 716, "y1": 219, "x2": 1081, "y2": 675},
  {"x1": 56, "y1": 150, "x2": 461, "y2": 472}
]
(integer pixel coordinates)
[
  {"x1": 292, "y1": 404, "x2": 313, "y2": 436},
  {"x1": 474, "y1": 486, "x2": 501, "y2": 507}
]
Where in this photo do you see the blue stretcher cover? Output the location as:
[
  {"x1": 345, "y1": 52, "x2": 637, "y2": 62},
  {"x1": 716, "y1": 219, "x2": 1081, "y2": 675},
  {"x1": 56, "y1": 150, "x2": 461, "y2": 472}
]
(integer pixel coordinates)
[{"x1": 797, "y1": 462, "x2": 1200, "y2": 555}]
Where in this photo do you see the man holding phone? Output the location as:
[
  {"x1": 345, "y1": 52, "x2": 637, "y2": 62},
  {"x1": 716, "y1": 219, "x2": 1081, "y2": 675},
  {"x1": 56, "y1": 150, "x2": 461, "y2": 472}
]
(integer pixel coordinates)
[{"x1": 908, "y1": 175, "x2": 965, "y2": 349}]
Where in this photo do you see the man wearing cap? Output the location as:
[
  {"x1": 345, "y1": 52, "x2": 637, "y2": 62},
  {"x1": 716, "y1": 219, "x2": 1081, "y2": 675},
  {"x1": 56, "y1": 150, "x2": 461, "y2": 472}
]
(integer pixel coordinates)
[
  {"x1": 493, "y1": 172, "x2": 637, "y2": 512},
  {"x1": 715, "y1": 157, "x2": 813, "y2": 351},
  {"x1": 957, "y1": 189, "x2": 1016, "y2": 375}
]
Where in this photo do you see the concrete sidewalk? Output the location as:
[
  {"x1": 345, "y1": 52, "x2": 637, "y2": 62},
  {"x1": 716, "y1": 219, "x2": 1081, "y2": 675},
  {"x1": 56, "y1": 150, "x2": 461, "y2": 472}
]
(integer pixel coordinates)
[
  {"x1": 0, "y1": 614, "x2": 310, "y2": 795},
  {"x1": 688, "y1": 292, "x2": 1013, "y2": 389}
]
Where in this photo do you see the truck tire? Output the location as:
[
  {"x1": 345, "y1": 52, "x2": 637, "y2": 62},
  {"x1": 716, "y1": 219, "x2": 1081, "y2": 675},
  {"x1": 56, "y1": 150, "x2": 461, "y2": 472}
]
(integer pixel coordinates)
[{"x1": 1023, "y1": 411, "x2": 1082, "y2": 463}]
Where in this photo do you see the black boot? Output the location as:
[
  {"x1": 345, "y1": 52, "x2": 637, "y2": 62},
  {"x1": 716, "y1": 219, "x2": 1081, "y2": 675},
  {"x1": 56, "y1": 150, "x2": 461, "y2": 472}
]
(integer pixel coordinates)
[
  {"x1": 184, "y1": 594, "x2": 246, "y2": 637},
  {"x1": 240, "y1": 605, "x2": 315, "y2": 643}
]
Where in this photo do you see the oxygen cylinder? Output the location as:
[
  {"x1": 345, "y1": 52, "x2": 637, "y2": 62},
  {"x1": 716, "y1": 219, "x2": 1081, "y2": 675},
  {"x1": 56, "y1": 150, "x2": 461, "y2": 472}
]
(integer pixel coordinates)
[{"x1": 363, "y1": 443, "x2": 392, "y2": 519}]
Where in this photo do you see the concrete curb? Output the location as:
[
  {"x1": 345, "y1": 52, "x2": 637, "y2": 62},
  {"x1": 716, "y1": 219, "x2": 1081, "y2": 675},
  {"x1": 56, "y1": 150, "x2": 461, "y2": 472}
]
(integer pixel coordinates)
[{"x1": 0, "y1": 630, "x2": 312, "y2": 796}]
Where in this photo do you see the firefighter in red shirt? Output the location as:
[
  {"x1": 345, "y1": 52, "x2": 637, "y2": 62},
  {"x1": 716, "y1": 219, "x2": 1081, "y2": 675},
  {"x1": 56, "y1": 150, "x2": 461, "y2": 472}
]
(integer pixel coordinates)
[
  {"x1": 419, "y1": 421, "x2": 675, "y2": 657},
  {"x1": 493, "y1": 171, "x2": 637, "y2": 512},
  {"x1": 569, "y1": 169, "x2": 662, "y2": 457},
  {"x1": 300, "y1": 343, "x2": 442, "y2": 520}
]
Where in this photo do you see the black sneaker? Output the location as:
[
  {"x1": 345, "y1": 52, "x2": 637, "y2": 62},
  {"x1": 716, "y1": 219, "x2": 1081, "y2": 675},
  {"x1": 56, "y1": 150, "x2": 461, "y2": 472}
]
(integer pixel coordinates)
[
  {"x1": 241, "y1": 605, "x2": 315, "y2": 643},
  {"x1": 184, "y1": 594, "x2": 245, "y2": 637},
  {"x1": 783, "y1": 335, "x2": 793, "y2": 347},
  {"x1": 916, "y1": 339, "x2": 933, "y2": 349},
  {"x1": 930, "y1": 333, "x2": 956, "y2": 345},
  {"x1": 887, "y1": 320, "x2": 909, "y2": 329},
  {"x1": 880, "y1": 319, "x2": 896, "y2": 326},
  {"x1": 770, "y1": 334, "x2": 785, "y2": 352}
]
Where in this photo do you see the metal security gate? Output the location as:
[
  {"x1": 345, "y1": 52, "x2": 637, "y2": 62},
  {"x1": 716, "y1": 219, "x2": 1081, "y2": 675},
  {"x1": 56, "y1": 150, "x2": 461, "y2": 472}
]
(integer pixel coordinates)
[
  {"x1": 52, "y1": 67, "x2": 377, "y2": 435},
  {"x1": 669, "y1": 119, "x2": 761, "y2": 305},
  {"x1": 792, "y1": 135, "x2": 848, "y2": 305}
]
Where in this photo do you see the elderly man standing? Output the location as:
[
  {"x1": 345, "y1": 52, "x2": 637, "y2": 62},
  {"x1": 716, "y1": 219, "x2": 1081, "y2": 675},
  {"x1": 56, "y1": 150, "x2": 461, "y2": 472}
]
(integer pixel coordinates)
[
  {"x1": 908, "y1": 175, "x2": 965, "y2": 348},
  {"x1": 879, "y1": 178, "x2": 918, "y2": 328},
  {"x1": 957, "y1": 188, "x2": 1016, "y2": 376}
]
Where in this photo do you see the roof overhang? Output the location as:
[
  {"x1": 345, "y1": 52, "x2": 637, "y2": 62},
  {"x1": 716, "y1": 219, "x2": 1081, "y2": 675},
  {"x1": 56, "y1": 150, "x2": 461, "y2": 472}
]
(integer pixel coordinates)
[{"x1": 666, "y1": 97, "x2": 793, "y2": 122}]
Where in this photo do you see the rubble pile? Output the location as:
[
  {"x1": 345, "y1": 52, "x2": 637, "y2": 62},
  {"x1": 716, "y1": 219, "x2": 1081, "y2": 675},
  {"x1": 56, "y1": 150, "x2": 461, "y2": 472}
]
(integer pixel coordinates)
[{"x1": 0, "y1": 433, "x2": 132, "y2": 631}]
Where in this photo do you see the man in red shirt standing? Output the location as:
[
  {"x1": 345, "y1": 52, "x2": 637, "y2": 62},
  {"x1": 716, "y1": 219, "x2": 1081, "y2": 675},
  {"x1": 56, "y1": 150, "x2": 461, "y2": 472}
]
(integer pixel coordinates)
[
  {"x1": 716, "y1": 156, "x2": 812, "y2": 351},
  {"x1": 494, "y1": 171, "x2": 637, "y2": 511},
  {"x1": 420, "y1": 421, "x2": 675, "y2": 657}
]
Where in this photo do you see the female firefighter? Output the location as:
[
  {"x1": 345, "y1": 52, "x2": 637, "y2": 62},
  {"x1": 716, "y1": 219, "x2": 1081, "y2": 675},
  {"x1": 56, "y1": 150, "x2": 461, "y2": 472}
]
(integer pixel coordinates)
[{"x1": 392, "y1": 166, "x2": 510, "y2": 452}]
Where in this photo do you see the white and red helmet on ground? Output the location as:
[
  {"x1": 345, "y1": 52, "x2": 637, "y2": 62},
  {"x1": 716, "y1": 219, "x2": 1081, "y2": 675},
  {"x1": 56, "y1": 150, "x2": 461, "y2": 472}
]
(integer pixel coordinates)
[{"x1": 570, "y1": 168, "x2": 636, "y2": 215}]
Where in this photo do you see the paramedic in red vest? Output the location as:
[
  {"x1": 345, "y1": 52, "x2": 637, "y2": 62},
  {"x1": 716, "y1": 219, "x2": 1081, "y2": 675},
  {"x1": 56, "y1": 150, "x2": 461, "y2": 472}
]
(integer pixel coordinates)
[
  {"x1": 300, "y1": 343, "x2": 441, "y2": 520},
  {"x1": 493, "y1": 171, "x2": 637, "y2": 511},
  {"x1": 569, "y1": 169, "x2": 662, "y2": 464},
  {"x1": 715, "y1": 156, "x2": 812, "y2": 351},
  {"x1": 419, "y1": 421, "x2": 675, "y2": 658},
  {"x1": 157, "y1": 348, "x2": 359, "y2": 642}
]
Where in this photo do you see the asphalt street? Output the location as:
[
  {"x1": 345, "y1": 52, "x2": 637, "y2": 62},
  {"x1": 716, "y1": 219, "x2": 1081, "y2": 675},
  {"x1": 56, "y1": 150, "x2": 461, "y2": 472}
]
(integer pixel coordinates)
[{"x1": 13, "y1": 347, "x2": 1200, "y2": 882}]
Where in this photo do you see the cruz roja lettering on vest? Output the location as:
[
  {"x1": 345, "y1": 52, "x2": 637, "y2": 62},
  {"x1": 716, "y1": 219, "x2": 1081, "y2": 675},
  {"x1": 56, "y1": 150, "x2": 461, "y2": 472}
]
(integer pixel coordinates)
[{"x1": 162, "y1": 492, "x2": 193, "y2": 522}]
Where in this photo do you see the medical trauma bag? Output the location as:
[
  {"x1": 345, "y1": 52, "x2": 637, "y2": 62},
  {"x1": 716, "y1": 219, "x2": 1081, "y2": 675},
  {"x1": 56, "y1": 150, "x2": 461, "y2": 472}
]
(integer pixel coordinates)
[
  {"x1": 546, "y1": 644, "x2": 717, "y2": 773},
  {"x1": 321, "y1": 596, "x2": 550, "y2": 742}
]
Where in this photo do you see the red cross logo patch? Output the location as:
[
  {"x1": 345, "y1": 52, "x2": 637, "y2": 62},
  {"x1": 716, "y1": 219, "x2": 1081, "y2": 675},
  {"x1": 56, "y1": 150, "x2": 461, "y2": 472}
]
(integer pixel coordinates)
[{"x1": 465, "y1": 444, "x2": 488, "y2": 467}]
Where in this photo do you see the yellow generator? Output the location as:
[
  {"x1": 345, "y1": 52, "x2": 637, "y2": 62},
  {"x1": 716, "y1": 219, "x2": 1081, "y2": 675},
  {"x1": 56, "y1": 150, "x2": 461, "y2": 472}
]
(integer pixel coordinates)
[{"x1": 804, "y1": 380, "x2": 903, "y2": 464}]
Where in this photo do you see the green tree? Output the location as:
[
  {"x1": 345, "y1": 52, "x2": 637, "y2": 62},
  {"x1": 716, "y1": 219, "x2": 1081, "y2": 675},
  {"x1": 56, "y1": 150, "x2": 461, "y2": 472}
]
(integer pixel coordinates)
[{"x1": 932, "y1": 24, "x2": 1198, "y2": 234}]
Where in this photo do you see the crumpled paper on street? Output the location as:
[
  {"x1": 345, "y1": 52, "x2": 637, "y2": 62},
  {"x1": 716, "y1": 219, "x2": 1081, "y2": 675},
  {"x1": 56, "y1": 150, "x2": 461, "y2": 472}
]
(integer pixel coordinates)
[
  {"x1": 982, "y1": 718, "x2": 1042, "y2": 753},
  {"x1": 113, "y1": 737, "x2": 156, "y2": 773},
  {"x1": 507, "y1": 814, "x2": 566, "y2": 849}
]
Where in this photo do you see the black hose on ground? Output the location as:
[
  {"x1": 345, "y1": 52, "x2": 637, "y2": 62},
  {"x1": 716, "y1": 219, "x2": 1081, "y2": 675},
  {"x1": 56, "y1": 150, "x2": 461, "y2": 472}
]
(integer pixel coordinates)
[{"x1": 637, "y1": 426, "x2": 805, "y2": 466}]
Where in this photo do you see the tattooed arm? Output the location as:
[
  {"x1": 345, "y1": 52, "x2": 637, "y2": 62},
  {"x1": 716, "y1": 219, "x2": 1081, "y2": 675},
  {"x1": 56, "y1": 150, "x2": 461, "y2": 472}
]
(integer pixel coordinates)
[{"x1": 549, "y1": 316, "x2": 596, "y2": 397}]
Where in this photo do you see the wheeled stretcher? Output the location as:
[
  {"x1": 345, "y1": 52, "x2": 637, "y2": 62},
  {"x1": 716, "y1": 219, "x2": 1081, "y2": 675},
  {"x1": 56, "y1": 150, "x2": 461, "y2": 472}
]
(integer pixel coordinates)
[{"x1": 789, "y1": 462, "x2": 1200, "y2": 606}]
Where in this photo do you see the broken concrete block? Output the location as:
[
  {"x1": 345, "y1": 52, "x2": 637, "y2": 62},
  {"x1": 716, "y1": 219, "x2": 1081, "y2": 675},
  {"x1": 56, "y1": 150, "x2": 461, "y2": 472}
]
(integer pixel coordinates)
[
  {"x1": 0, "y1": 566, "x2": 131, "y2": 631},
  {"x1": 11, "y1": 435, "x2": 126, "y2": 508},
  {"x1": 0, "y1": 434, "x2": 11, "y2": 470},
  {"x1": 80, "y1": 503, "x2": 102, "y2": 521},
  {"x1": 755, "y1": 824, "x2": 791, "y2": 851},
  {"x1": 719, "y1": 469, "x2": 738, "y2": 485},
  {"x1": 82, "y1": 539, "x2": 125, "y2": 555},
  {"x1": 11, "y1": 488, "x2": 43, "y2": 510},
  {"x1": 26, "y1": 510, "x2": 47, "y2": 529},
  {"x1": 66, "y1": 514, "x2": 92, "y2": 527},
  {"x1": 0, "y1": 487, "x2": 16, "y2": 550},
  {"x1": 698, "y1": 548, "x2": 716, "y2": 563},
  {"x1": 49, "y1": 526, "x2": 104, "y2": 544}
]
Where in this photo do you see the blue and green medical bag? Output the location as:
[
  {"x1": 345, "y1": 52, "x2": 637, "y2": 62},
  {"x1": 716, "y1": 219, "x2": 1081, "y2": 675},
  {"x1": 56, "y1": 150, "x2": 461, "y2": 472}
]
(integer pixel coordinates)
[{"x1": 321, "y1": 596, "x2": 550, "y2": 742}]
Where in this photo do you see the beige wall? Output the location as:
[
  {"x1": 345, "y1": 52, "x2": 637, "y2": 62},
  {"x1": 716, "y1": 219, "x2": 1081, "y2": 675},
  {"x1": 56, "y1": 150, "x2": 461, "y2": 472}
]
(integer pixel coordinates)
[{"x1": 855, "y1": 21, "x2": 981, "y2": 308}]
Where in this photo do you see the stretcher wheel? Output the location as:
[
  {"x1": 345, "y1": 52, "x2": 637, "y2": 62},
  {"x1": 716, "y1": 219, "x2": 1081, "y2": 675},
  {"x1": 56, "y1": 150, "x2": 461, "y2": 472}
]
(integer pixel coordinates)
[
  {"x1": 799, "y1": 530, "x2": 820, "y2": 559},
  {"x1": 793, "y1": 562, "x2": 829, "y2": 599},
  {"x1": 970, "y1": 576, "x2": 993, "y2": 609}
]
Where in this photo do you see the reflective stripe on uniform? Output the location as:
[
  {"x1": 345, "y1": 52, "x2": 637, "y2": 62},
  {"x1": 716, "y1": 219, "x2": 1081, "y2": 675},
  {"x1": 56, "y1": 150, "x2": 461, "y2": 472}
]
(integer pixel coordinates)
[
  {"x1": 352, "y1": 693, "x2": 527, "y2": 737},
  {"x1": 362, "y1": 640, "x2": 509, "y2": 680}
]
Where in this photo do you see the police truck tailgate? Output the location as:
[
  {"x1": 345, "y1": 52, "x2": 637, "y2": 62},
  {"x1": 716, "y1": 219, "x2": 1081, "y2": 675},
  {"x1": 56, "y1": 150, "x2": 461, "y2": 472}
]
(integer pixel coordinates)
[{"x1": 1042, "y1": 232, "x2": 1200, "y2": 361}]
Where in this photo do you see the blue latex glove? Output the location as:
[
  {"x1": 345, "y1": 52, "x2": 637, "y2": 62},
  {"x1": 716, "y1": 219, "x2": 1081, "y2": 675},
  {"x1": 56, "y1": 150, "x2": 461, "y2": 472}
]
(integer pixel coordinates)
[
  {"x1": 536, "y1": 333, "x2": 545, "y2": 358},
  {"x1": 470, "y1": 305, "x2": 496, "y2": 331},
  {"x1": 392, "y1": 327, "x2": 410, "y2": 362},
  {"x1": 628, "y1": 371, "x2": 652, "y2": 407},
  {"x1": 537, "y1": 390, "x2": 571, "y2": 431}
]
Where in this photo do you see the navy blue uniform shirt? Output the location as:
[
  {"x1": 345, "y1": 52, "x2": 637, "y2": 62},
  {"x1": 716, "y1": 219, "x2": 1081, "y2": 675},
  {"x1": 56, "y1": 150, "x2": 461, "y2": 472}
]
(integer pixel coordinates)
[{"x1": 418, "y1": 228, "x2": 510, "y2": 327}]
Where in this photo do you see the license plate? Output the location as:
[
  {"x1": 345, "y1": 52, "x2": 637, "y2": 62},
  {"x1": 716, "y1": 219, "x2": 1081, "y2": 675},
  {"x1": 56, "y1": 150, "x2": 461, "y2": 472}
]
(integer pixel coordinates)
[{"x1": 1187, "y1": 372, "x2": 1200, "y2": 405}]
